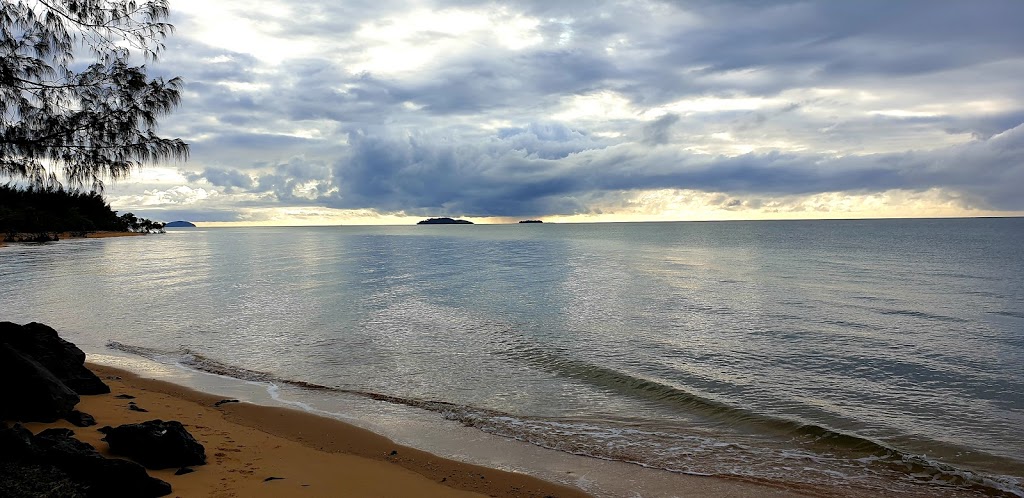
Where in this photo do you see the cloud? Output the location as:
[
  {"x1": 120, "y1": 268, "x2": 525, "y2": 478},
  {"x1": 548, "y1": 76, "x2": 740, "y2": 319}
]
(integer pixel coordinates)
[
  {"x1": 78, "y1": 0, "x2": 1024, "y2": 222},
  {"x1": 184, "y1": 168, "x2": 253, "y2": 191},
  {"x1": 176, "y1": 121, "x2": 1018, "y2": 219}
]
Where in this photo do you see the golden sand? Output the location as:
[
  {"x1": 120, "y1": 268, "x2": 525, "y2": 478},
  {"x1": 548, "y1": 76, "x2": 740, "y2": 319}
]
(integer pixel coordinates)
[{"x1": 19, "y1": 364, "x2": 590, "y2": 498}]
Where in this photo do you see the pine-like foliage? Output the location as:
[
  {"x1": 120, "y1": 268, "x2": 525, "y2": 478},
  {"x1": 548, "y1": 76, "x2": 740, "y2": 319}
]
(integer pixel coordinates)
[
  {"x1": 0, "y1": 183, "x2": 163, "y2": 235},
  {"x1": 0, "y1": 0, "x2": 188, "y2": 190}
]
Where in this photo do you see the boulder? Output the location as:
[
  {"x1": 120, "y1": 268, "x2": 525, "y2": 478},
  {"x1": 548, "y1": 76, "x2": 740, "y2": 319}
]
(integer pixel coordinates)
[
  {"x1": 65, "y1": 411, "x2": 97, "y2": 428},
  {"x1": 0, "y1": 344, "x2": 79, "y2": 422},
  {"x1": 33, "y1": 429, "x2": 172, "y2": 497},
  {"x1": 99, "y1": 420, "x2": 206, "y2": 469},
  {"x1": 0, "y1": 423, "x2": 38, "y2": 459},
  {"x1": 1, "y1": 426, "x2": 170, "y2": 498},
  {"x1": 0, "y1": 322, "x2": 109, "y2": 395}
]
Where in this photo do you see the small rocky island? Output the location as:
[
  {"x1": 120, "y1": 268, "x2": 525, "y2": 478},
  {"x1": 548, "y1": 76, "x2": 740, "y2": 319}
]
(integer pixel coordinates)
[
  {"x1": 518, "y1": 220, "x2": 543, "y2": 223},
  {"x1": 163, "y1": 221, "x2": 196, "y2": 228},
  {"x1": 417, "y1": 218, "x2": 473, "y2": 225}
]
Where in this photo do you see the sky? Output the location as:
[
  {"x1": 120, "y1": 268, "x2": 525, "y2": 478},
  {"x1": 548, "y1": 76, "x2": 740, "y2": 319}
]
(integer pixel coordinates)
[{"x1": 101, "y1": 0, "x2": 1024, "y2": 225}]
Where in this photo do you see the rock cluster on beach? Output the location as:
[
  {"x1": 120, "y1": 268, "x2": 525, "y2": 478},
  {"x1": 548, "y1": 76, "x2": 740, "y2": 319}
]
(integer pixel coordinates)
[{"x1": 0, "y1": 321, "x2": 206, "y2": 497}]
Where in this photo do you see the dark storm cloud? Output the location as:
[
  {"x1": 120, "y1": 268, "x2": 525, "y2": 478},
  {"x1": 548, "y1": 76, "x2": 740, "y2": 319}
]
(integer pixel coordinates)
[
  {"x1": 129, "y1": 0, "x2": 1024, "y2": 219},
  {"x1": 223, "y1": 122, "x2": 1020, "y2": 217}
]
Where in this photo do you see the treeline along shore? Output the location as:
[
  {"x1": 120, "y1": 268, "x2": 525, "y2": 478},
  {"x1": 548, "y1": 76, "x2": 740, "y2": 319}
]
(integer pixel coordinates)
[{"x1": 0, "y1": 185, "x2": 164, "y2": 244}]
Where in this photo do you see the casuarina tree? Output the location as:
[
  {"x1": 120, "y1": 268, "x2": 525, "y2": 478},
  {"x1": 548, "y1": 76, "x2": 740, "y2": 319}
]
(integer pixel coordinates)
[{"x1": 0, "y1": 0, "x2": 188, "y2": 189}]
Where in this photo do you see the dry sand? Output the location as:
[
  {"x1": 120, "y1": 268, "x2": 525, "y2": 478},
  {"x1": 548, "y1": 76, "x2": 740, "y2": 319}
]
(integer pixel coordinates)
[{"x1": 20, "y1": 364, "x2": 591, "y2": 498}]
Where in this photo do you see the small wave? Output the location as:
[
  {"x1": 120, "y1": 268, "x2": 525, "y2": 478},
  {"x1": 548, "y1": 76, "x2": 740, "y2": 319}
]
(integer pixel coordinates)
[
  {"x1": 106, "y1": 341, "x2": 1023, "y2": 497},
  {"x1": 987, "y1": 310, "x2": 1024, "y2": 320},
  {"x1": 875, "y1": 308, "x2": 969, "y2": 323}
]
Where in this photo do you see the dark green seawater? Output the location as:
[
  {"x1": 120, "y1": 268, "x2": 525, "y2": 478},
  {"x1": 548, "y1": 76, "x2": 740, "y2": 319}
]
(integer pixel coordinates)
[{"x1": 2, "y1": 218, "x2": 1022, "y2": 496}]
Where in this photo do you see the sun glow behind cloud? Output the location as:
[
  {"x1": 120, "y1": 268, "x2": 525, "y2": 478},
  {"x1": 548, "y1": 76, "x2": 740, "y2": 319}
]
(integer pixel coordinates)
[
  {"x1": 91, "y1": 0, "x2": 1024, "y2": 225},
  {"x1": 350, "y1": 8, "x2": 543, "y2": 75}
]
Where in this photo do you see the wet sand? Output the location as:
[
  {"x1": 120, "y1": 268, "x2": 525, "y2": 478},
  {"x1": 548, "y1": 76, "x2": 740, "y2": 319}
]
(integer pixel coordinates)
[
  {"x1": 13, "y1": 362, "x2": 826, "y2": 497},
  {"x1": 20, "y1": 364, "x2": 591, "y2": 498}
]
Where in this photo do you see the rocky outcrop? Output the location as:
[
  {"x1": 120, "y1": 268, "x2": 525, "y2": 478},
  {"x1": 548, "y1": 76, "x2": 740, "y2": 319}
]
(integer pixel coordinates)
[
  {"x1": 0, "y1": 323, "x2": 200, "y2": 497},
  {"x1": 99, "y1": 420, "x2": 206, "y2": 469},
  {"x1": 0, "y1": 424, "x2": 171, "y2": 498},
  {"x1": 0, "y1": 322, "x2": 110, "y2": 395},
  {"x1": 0, "y1": 343, "x2": 80, "y2": 422},
  {"x1": 65, "y1": 410, "x2": 97, "y2": 428}
]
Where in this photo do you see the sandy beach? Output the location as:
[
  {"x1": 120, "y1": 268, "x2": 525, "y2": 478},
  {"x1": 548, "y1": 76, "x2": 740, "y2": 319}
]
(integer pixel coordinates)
[
  {"x1": 6, "y1": 361, "x2": 831, "y2": 498},
  {"x1": 17, "y1": 363, "x2": 591, "y2": 498},
  {"x1": 1, "y1": 231, "x2": 146, "y2": 247}
]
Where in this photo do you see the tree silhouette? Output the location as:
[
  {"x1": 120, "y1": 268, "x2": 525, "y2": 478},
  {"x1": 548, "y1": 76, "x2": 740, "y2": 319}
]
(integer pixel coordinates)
[
  {"x1": 0, "y1": 184, "x2": 164, "y2": 237},
  {"x1": 0, "y1": 0, "x2": 188, "y2": 189}
]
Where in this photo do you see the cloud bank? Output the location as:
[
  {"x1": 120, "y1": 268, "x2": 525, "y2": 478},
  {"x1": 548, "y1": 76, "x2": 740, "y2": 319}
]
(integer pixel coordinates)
[{"x1": 99, "y1": 0, "x2": 1024, "y2": 223}]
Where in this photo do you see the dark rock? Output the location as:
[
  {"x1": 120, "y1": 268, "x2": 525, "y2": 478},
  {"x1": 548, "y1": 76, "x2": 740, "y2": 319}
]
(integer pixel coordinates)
[
  {"x1": 127, "y1": 403, "x2": 149, "y2": 413},
  {"x1": 33, "y1": 428, "x2": 171, "y2": 497},
  {"x1": 388, "y1": 450, "x2": 398, "y2": 456},
  {"x1": 0, "y1": 343, "x2": 79, "y2": 422},
  {"x1": 416, "y1": 217, "x2": 473, "y2": 225},
  {"x1": 99, "y1": 420, "x2": 206, "y2": 469},
  {"x1": 0, "y1": 423, "x2": 38, "y2": 459},
  {"x1": 173, "y1": 467, "x2": 194, "y2": 476},
  {"x1": 213, "y1": 399, "x2": 239, "y2": 407},
  {"x1": 115, "y1": 394, "x2": 136, "y2": 399},
  {"x1": 65, "y1": 410, "x2": 97, "y2": 427},
  {"x1": 0, "y1": 322, "x2": 109, "y2": 395},
  {"x1": 0, "y1": 460, "x2": 88, "y2": 498}
]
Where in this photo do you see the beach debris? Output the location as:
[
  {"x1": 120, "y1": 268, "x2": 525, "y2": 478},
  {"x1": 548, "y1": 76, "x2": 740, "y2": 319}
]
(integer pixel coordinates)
[
  {"x1": 213, "y1": 399, "x2": 240, "y2": 407},
  {"x1": 0, "y1": 425, "x2": 172, "y2": 497},
  {"x1": 263, "y1": 476, "x2": 286, "y2": 482},
  {"x1": 65, "y1": 410, "x2": 97, "y2": 427},
  {"x1": 0, "y1": 322, "x2": 109, "y2": 395},
  {"x1": 174, "y1": 467, "x2": 195, "y2": 475},
  {"x1": 0, "y1": 342, "x2": 80, "y2": 422},
  {"x1": 115, "y1": 394, "x2": 136, "y2": 399},
  {"x1": 128, "y1": 402, "x2": 149, "y2": 412},
  {"x1": 99, "y1": 420, "x2": 207, "y2": 470},
  {"x1": 389, "y1": 450, "x2": 398, "y2": 456}
]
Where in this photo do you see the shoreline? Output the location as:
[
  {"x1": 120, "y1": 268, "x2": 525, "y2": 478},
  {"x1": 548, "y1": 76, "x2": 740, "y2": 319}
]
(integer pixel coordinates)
[
  {"x1": 18, "y1": 362, "x2": 591, "y2": 497},
  {"x1": 1, "y1": 231, "x2": 146, "y2": 247},
  {"x1": 45, "y1": 360, "x2": 823, "y2": 497}
]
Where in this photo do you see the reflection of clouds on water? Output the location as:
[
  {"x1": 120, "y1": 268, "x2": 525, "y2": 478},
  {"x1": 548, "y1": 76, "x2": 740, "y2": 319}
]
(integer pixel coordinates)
[{"x1": 1, "y1": 220, "x2": 1022, "y2": 496}]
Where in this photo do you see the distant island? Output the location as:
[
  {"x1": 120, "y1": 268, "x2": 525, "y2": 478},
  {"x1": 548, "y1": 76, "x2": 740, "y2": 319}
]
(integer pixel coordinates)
[
  {"x1": 164, "y1": 221, "x2": 197, "y2": 228},
  {"x1": 518, "y1": 220, "x2": 543, "y2": 223},
  {"x1": 417, "y1": 217, "x2": 473, "y2": 225}
]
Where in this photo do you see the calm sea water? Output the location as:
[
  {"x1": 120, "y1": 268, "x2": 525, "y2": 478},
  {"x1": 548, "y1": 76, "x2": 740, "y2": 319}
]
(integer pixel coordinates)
[{"x1": 2, "y1": 219, "x2": 1022, "y2": 496}]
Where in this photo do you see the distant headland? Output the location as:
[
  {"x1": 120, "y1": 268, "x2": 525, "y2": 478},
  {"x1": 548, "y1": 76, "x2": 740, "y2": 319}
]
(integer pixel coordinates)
[
  {"x1": 518, "y1": 220, "x2": 543, "y2": 223},
  {"x1": 417, "y1": 217, "x2": 473, "y2": 225},
  {"x1": 164, "y1": 221, "x2": 197, "y2": 228}
]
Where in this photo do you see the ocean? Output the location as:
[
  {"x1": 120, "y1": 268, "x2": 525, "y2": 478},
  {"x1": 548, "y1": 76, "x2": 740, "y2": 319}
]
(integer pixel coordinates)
[{"x1": 1, "y1": 218, "x2": 1022, "y2": 497}]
